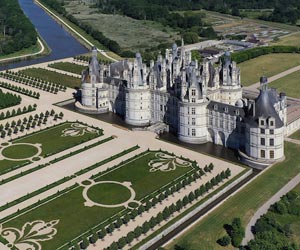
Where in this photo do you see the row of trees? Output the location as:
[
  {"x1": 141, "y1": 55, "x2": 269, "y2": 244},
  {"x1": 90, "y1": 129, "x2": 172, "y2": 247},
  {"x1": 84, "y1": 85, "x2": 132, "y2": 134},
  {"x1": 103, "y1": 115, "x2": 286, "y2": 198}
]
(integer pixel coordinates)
[
  {"x1": 0, "y1": 89, "x2": 21, "y2": 109},
  {"x1": 0, "y1": 104, "x2": 36, "y2": 120},
  {"x1": 0, "y1": 109, "x2": 63, "y2": 138},
  {"x1": 106, "y1": 168, "x2": 232, "y2": 250},
  {"x1": 0, "y1": 0, "x2": 37, "y2": 55},
  {"x1": 231, "y1": 45, "x2": 300, "y2": 64},
  {"x1": 0, "y1": 71, "x2": 66, "y2": 94},
  {"x1": 0, "y1": 82, "x2": 40, "y2": 99},
  {"x1": 68, "y1": 165, "x2": 231, "y2": 250},
  {"x1": 39, "y1": 0, "x2": 122, "y2": 54}
]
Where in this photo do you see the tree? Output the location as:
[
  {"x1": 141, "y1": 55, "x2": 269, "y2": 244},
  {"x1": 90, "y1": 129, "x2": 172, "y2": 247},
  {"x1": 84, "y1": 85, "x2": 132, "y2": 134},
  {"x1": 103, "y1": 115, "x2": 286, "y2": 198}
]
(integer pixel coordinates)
[
  {"x1": 217, "y1": 235, "x2": 231, "y2": 246},
  {"x1": 80, "y1": 238, "x2": 89, "y2": 249},
  {"x1": 117, "y1": 237, "x2": 127, "y2": 248},
  {"x1": 134, "y1": 226, "x2": 142, "y2": 238},
  {"x1": 126, "y1": 231, "x2": 135, "y2": 244},
  {"x1": 142, "y1": 221, "x2": 150, "y2": 234}
]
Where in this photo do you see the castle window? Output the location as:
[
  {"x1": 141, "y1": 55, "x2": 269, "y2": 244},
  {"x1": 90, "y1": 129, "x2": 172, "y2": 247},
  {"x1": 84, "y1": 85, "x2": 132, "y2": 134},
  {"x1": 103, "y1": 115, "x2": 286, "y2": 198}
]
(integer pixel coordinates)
[
  {"x1": 261, "y1": 138, "x2": 265, "y2": 146},
  {"x1": 214, "y1": 104, "x2": 218, "y2": 110},
  {"x1": 224, "y1": 107, "x2": 228, "y2": 113},
  {"x1": 192, "y1": 89, "x2": 196, "y2": 96},
  {"x1": 261, "y1": 128, "x2": 265, "y2": 134},
  {"x1": 209, "y1": 117, "x2": 213, "y2": 125},
  {"x1": 192, "y1": 108, "x2": 196, "y2": 115},
  {"x1": 192, "y1": 98, "x2": 196, "y2": 103},
  {"x1": 270, "y1": 150, "x2": 275, "y2": 159},
  {"x1": 160, "y1": 105, "x2": 163, "y2": 111},
  {"x1": 140, "y1": 106, "x2": 142, "y2": 109},
  {"x1": 270, "y1": 129, "x2": 274, "y2": 135},
  {"x1": 261, "y1": 150, "x2": 265, "y2": 158},
  {"x1": 270, "y1": 138, "x2": 274, "y2": 146},
  {"x1": 235, "y1": 109, "x2": 239, "y2": 115},
  {"x1": 192, "y1": 129, "x2": 196, "y2": 136},
  {"x1": 192, "y1": 118, "x2": 196, "y2": 125},
  {"x1": 260, "y1": 120, "x2": 265, "y2": 126}
]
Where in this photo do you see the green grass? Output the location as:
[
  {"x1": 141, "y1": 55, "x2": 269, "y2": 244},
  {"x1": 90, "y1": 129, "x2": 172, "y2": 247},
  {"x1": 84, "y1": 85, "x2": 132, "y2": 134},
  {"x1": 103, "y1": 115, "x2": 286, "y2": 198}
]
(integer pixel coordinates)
[
  {"x1": 13, "y1": 123, "x2": 101, "y2": 157},
  {"x1": 2, "y1": 144, "x2": 38, "y2": 159},
  {"x1": 166, "y1": 142, "x2": 300, "y2": 250},
  {"x1": 20, "y1": 68, "x2": 81, "y2": 88},
  {"x1": 87, "y1": 183, "x2": 131, "y2": 205},
  {"x1": 63, "y1": 1, "x2": 179, "y2": 51},
  {"x1": 48, "y1": 62, "x2": 86, "y2": 75},
  {"x1": 272, "y1": 33, "x2": 300, "y2": 47},
  {"x1": 2, "y1": 151, "x2": 193, "y2": 249},
  {"x1": 0, "y1": 122, "x2": 101, "y2": 175},
  {"x1": 289, "y1": 129, "x2": 300, "y2": 140},
  {"x1": 268, "y1": 70, "x2": 300, "y2": 98},
  {"x1": 239, "y1": 53, "x2": 300, "y2": 86}
]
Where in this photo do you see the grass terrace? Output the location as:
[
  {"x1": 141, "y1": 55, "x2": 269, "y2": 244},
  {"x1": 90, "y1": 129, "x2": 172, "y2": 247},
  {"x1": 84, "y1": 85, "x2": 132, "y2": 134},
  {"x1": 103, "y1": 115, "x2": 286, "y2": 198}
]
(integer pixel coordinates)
[
  {"x1": 0, "y1": 122, "x2": 102, "y2": 176},
  {"x1": 239, "y1": 53, "x2": 300, "y2": 86},
  {"x1": 0, "y1": 150, "x2": 196, "y2": 249},
  {"x1": 289, "y1": 129, "x2": 300, "y2": 140},
  {"x1": 166, "y1": 142, "x2": 300, "y2": 250},
  {"x1": 20, "y1": 68, "x2": 81, "y2": 89},
  {"x1": 268, "y1": 70, "x2": 300, "y2": 98},
  {"x1": 48, "y1": 62, "x2": 86, "y2": 75}
]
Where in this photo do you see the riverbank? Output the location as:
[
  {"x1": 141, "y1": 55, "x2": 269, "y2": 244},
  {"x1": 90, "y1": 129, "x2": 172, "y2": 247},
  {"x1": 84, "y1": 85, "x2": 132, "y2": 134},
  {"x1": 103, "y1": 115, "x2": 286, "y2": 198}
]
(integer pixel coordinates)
[
  {"x1": 34, "y1": 0, "x2": 118, "y2": 62},
  {"x1": 0, "y1": 35, "x2": 50, "y2": 65}
]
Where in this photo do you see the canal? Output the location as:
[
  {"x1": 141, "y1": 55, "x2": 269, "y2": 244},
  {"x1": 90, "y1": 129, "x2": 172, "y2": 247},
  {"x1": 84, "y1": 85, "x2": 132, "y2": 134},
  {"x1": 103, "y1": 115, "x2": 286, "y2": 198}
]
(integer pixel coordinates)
[{"x1": 0, "y1": 0, "x2": 88, "y2": 70}]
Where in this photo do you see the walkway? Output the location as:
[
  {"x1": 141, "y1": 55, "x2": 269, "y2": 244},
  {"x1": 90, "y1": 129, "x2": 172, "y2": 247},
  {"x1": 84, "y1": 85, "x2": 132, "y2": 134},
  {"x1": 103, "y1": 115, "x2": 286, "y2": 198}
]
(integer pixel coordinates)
[
  {"x1": 242, "y1": 173, "x2": 300, "y2": 245},
  {"x1": 245, "y1": 65, "x2": 300, "y2": 91},
  {"x1": 0, "y1": 38, "x2": 45, "y2": 63}
]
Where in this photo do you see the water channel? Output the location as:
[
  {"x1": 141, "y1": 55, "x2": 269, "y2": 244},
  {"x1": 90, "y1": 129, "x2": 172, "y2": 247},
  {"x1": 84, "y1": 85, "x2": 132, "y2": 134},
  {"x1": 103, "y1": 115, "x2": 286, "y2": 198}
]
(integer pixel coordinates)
[{"x1": 0, "y1": 0, "x2": 88, "y2": 70}]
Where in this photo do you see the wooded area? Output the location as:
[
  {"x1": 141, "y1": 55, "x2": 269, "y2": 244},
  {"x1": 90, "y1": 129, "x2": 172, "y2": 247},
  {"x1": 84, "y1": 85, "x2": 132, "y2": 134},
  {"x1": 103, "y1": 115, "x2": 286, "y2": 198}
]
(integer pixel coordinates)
[{"x1": 0, "y1": 0, "x2": 37, "y2": 56}]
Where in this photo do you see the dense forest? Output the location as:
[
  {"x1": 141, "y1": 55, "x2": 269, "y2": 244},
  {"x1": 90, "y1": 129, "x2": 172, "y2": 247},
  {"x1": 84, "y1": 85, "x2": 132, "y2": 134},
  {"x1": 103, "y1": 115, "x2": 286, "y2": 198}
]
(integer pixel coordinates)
[
  {"x1": 97, "y1": 0, "x2": 300, "y2": 25},
  {"x1": 0, "y1": 0, "x2": 37, "y2": 56}
]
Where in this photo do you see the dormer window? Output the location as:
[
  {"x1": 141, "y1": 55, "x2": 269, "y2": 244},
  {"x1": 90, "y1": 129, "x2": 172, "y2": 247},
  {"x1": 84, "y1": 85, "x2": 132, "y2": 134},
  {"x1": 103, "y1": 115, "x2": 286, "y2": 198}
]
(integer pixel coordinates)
[
  {"x1": 235, "y1": 109, "x2": 239, "y2": 115},
  {"x1": 224, "y1": 107, "x2": 228, "y2": 113},
  {"x1": 269, "y1": 118, "x2": 275, "y2": 127},
  {"x1": 192, "y1": 89, "x2": 196, "y2": 96},
  {"x1": 260, "y1": 118, "x2": 265, "y2": 126},
  {"x1": 214, "y1": 104, "x2": 218, "y2": 111}
]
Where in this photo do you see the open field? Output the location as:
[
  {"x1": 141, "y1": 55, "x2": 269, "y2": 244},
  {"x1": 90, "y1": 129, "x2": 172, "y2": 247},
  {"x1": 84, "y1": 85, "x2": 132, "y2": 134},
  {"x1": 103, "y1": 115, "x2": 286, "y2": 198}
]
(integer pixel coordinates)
[
  {"x1": 272, "y1": 33, "x2": 300, "y2": 47},
  {"x1": 20, "y1": 68, "x2": 81, "y2": 88},
  {"x1": 239, "y1": 53, "x2": 300, "y2": 86},
  {"x1": 1, "y1": 151, "x2": 195, "y2": 249},
  {"x1": 63, "y1": 0, "x2": 179, "y2": 51},
  {"x1": 48, "y1": 62, "x2": 86, "y2": 75},
  {"x1": 166, "y1": 142, "x2": 300, "y2": 250},
  {"x1": 0, "y1": 122, "x2": 102, "y2": 175},
  {"x1": 268, "y1": 70, "x2": 300, "y2": 98}
]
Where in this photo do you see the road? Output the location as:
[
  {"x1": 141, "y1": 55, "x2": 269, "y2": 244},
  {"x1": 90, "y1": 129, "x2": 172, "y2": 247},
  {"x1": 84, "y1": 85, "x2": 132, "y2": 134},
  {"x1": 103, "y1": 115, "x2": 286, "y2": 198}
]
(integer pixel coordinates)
[{"x1": 242, "y1": 173, "x2": 300, "y2": 245}]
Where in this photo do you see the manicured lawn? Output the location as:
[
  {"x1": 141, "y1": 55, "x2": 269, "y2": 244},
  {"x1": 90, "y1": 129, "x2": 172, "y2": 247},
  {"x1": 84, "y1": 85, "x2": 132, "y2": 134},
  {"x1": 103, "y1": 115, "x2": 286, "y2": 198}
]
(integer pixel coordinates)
[
  {"x1": 289, "y1": 129, "x2": 300, "y2": 140},
  {"x1": 268, "y1": 70, "x2": 300, "y2": 98},
  {"x1": 166, "y1": 142, "x2": 300, "y2": 250},
  {"x1": 239, "y1": 53, "x2": 300, "y2": 86},
  {"x1": 87, "y1": 182, "x2": 132, "y2": 205},
  {"x1": 2, "y1": 144, "x2": 38, "y2": 159},
  {"x1": 20, "y1": 68, "x2": 81, "y2": 88},
  {"x1": 48, "y1": 62, "x2": 86, "y2": 75},
  {"x1": 2, "y1": 151, "x2": 194, "y2": 249},
  {"x1": 0, "y1": 122, "x2": 102, "y2": 175}
]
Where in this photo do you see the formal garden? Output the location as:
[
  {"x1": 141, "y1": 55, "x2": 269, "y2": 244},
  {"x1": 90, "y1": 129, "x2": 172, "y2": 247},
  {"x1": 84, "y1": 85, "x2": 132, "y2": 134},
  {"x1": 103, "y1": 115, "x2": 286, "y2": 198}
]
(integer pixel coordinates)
[
  {"x1": 0, "y1": 150, "x2": 232, "y2": 250},
  {"x1": 0, "y1": 121, "x2": 102, "y2": 176},
  {"x1": 48, "y1": 62, "x2": 86, "y2": 75},
  {"x1": 19, "y1": 68, "x2": 81, "y2": 89}
]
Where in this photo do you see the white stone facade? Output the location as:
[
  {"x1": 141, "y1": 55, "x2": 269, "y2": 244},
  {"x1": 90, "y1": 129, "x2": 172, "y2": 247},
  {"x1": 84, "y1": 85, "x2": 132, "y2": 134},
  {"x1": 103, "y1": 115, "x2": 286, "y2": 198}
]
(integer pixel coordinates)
[{"x1": 78, "y1": 45, "x2": 287, "y2": 167}]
